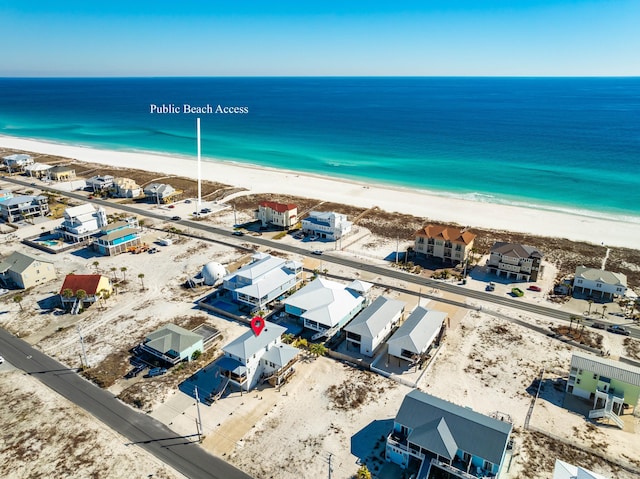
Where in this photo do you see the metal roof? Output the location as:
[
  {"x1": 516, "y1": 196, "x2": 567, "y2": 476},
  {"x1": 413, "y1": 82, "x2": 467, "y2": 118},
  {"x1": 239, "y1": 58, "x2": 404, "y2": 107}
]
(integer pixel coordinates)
[
  {"x1": 387, "y1": 307, "x2": 446, "y2": 355},
  {"x1": 145, "y1": 324, "x2": 203, "y2": 355},
  {"x1": 395, "y1": 390, "x2": 512, "y2": 466},
  {"x1": 262, "y1": 343, "x2": 299, "y2": 368},
  {"x1": 571, "y1": 352, "x2": 640, "y2": 387},
  {"x1": 344, "y1": 296, "x2": 405, "y2": 340},
  {"x1": 553, "y1": 459, "x2": 609, "y2": 479},
  {"x1": 223, "y1": 321, "x2": 287, "y2": 361}
]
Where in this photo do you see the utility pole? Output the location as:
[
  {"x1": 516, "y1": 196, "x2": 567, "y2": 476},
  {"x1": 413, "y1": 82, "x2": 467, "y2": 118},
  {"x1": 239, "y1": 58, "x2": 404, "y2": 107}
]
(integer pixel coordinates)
[
  {"x1": 194, "y1": 387, "x2": 203, "y2": 443},
  {"x1": 196, "y1": 117, "x2": 202, "y2": 214},
  {"x1": 77, "y1": 325, "x2": 89, "y2": 369},
  {"x1": 395, "y1": 236, "x2": 399, "y2": 264},
  {"x1": 327, "y1": 453, "x2": 333, "y2": 479}
]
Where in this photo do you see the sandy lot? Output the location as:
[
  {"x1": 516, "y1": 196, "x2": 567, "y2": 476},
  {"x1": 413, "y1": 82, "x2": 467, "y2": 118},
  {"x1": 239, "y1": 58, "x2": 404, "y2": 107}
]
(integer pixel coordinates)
[{"x1": 0, "y1": 369, "x2": 184, "y2": 479}]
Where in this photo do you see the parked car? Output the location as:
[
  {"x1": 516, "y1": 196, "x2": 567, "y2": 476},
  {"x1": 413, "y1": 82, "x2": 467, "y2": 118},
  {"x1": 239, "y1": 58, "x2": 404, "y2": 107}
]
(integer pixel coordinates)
[
  {"x1": 511, "y1": 287, "x2": 524, "y2": 297},
  {"x1": 591, "y1": 322, "x2": 606, "y2": 330},
  {"x1": 486, "y1": 282, "x2": 496, "y2": 292},
  {"x1": 168, "y1": 204, "x2": 175, "y2": 209},
  {"x1": 147, "y1": 367, "x2": 167, "y2": 377},
  {"x1": 607, "y1": 325, "x2": 630, "y2": 336},
  {"x1": 528, "y1": 285, "x2": 542, "y2": 292},
  {"x1": 311, "y1": 250, "x2": 323, "y2": 255},
  {"x1": 125, "y1": 364, "x2": 145, "y2": 379},
  {"x1": 171, "y1": 216, "x2": 181, "y2": 221},
  {"x1": 184, "y1": 199, "x2": 191, "y2": 203},
  {"x1": 232, "y1": 231, "x2": 244, "y2": 236}
]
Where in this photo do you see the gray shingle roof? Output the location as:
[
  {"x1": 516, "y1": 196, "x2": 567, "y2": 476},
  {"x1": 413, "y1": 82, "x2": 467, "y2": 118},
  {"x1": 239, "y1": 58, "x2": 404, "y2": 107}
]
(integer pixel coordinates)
[
  {"x1": 145, "y1": 324, "x2": 203, "y2": 355},
  {"x1": 571, "y1": 352, "x2": 640, "y2": 387},
  {"x1": 395, "y1": 390, "x2": 512, "y2": 465},
  {"x1": 491, "y1": 242, "x2": 543, "y2": 259},
  {"x1": 344, "y1": 296, "x2": 405, "y2": 340}
]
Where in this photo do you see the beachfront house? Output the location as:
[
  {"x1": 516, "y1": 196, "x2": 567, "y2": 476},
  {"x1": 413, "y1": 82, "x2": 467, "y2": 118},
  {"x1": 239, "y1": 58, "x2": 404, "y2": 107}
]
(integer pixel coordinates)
[
  {"x1": 301, "y1": 211, "x2": 352, "y2": 241},
  {"x1": 283, "y1": 277, "x2": 370, "y2": 334},
  {"x1": 143, "y1": 183, "x2": 180, "y2": 204},
  {"x1": 59, "y1": 274, "x2": 112, "y2": 314},
  {"x1": 344, "y1": 296, "x2": 406, "y2": 357},
  {"x1": 486, "y1": 242, "x2": 544, "y2": 282},
  {"x1": 86, "y1": 175, "x2": 115, "y2": 192},
  {"x1": 387, "y1": 307, "x2": 447, "y2": 366},
  {"x1": 3, "y1": 154, "x2": 34, "y2": 172},
  {"x1": 113, "y1": 177, "x2": 142, "y2": 198},
  {"x1": 566, "y1": 351, "x2": 640, "y2": 428},
  {"x1": 386, "y1": 390, "x2": 513, "y2": 478},
  {"x1": 93, "y1": 218, "x2": 141, "y2": 256},
  {"x1": 222, "y1": 252, "x2": 302, "y2": 311},
  {"x1": 256, "y1": 201, "x2": 298, "y2": 230},
  {"x1": 413, "y1": 224, "x2": 476, "y2": 265},
  {"x1": 140, "y1": 324, "x2": 204, "y2": 365},
  {"x1": 0, "y1": 251, "x2": 56, "y2": 289},
  {"x1": 0, "y1": 195, "x2": 49, "y2": 223},
  {"x1": 57, "y1": 203, "x2": 108, "y2": 243},
  {"x1": 218, "y1": 321, "x2": 299, "y2": 392},
  {"x1": 553, "y1": 459, "x2": 609, "y2": 479},
  {"x1": 48, "y1": 165, "x2": 76, "y2": 181},
  {"x1": 572, "y1": 266, "x2": 627, "y2": 301},
  {"x1": 24, "y1": 162, "x2": 53, "y2": 179}
]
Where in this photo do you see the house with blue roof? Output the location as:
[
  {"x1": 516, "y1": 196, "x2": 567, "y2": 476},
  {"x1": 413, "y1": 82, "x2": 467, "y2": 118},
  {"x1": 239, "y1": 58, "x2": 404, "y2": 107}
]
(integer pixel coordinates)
[{"x1": 386, "y1": 390, "x2": 513, "y2": 478}]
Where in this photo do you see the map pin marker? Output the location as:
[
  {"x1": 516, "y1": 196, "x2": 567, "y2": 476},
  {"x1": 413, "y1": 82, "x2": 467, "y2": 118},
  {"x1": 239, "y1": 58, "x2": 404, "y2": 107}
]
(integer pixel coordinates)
[{"x1": 251, "y1": 316, "x2": 265, "y2": 337}]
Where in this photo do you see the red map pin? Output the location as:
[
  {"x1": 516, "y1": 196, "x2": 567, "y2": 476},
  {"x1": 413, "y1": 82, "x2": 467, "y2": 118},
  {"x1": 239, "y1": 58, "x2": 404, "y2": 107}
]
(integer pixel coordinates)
[{"x1": 250, "y1": 316, "x2": 265, "y2": 337}]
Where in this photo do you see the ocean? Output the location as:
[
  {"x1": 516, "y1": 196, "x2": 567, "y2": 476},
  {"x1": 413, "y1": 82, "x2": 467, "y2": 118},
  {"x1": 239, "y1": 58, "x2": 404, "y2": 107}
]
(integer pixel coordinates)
[{"x1": 1, "y1": 77, "x2": 639, "y2": 222}]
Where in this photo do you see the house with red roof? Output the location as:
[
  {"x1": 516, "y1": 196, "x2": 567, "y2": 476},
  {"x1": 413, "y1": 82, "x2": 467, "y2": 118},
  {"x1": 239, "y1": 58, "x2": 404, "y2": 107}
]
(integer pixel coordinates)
[
  {"x1": 414, "y1": 224, "x2": 476, "y2": 266},
  {"x1": 59, "y1": 274, "x2": 113, "y2": 314},
  {"x1": 256, "y1": 201, "x2": 298, "y2": 230}
]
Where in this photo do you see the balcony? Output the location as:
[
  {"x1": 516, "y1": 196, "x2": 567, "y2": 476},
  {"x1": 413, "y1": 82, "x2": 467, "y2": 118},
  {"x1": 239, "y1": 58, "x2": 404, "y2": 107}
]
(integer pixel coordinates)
[
  {"x1": 430, "y1": 459, "x2": 481, "y2": 479},
  {"x1": 386, "y1": 431, "x2": 408, "y2": 451}
]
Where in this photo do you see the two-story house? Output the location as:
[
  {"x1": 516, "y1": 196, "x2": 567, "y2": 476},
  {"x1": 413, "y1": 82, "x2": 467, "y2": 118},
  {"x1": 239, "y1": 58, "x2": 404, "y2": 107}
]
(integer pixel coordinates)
[
  {"x1": 218, "y1": 321, "x2": 299, "y2": 392},
  {"x1": 301, "y1": 211, "x2": 352, "y2": 240},
  {"x1": 86, "y1": 175, "x2": 115, "y2": 192},
  {"x1": 486, "y1": 242, "x2": 544, "y2": 282},
  {"x1": 344, "y1": 296, "x2": 405, "y2": 357},
  {"x1": 222, "y1": 252, "x2": 302, "y2": 311},
  {"x1": 386, "y1": 390, "x2": 513, "y2": 478},
  {"x1": 0, "y1": 195, "x2": 49, "y2": 223},
  {"x1": 93, "y1": 218, "x2": 141, "y2": 256},
  {"x1": 572, "y1": 266, "x2": 627, "y2": 300},
  {"x1": 3, "y1": 153, "x2": 34, "y2": 172},
  {"x1": 0, "y1": 251, "x2": 56, "y2": 289},
  {"x1": 113, "y1": 177, "x2": 142, "y2": 198},
  {"x1": 414, "y1": 224, "x2": 476, "y2": 265},
  {"x1": 256, "y1": 201, "x2": 298, "y2": 230}
]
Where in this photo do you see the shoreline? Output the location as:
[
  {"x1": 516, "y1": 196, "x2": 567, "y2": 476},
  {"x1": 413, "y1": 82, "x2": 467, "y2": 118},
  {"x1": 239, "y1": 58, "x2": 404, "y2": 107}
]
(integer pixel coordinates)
[{"x1": 1, "y1": 134, "x2": 639, "y2": 249}]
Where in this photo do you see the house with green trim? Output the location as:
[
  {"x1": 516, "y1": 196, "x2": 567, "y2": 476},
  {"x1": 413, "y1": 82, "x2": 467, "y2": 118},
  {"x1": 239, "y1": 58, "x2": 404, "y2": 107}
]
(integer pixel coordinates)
[
  {"x1": 141, "y1": 324, "x2": 204, "y2": 365},
  {"x1": 566, "y1": 351, "x2": 640, "y2": 429}
]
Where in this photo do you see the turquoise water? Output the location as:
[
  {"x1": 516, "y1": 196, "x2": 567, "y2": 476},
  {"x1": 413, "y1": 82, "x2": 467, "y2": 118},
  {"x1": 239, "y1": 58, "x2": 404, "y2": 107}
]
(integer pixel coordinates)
[{"x1": 1, "y1": 77, "x2": 639, "y2": 222}]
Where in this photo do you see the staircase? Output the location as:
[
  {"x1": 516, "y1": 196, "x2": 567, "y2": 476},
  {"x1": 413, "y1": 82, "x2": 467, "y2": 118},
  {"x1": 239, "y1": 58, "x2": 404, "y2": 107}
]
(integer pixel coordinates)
[
  {"x1": 589, "y1": 401, "x2": 624, "y2": 429},
  {"x1": 205, "y1": 376, "x2": 230, "y2": 405},
  {"x1": 311, "y1": 324, "x2": 339, "y2": 341},
  {"x1": 71, "y1": 299, "x2": 81, "y2": 315}
]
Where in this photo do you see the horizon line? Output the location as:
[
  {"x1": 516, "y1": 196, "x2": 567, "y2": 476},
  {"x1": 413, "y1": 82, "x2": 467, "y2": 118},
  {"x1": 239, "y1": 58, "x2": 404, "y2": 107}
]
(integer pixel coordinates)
[{"x1": 1, "y1": 75, "x2": 639, "y2": 80}]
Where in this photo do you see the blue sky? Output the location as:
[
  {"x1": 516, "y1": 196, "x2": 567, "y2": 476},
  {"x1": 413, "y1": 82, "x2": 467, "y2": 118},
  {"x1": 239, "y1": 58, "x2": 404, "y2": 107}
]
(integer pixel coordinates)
[{"x1": 0, "y1": 1, "x2": 638, "y2": 76}]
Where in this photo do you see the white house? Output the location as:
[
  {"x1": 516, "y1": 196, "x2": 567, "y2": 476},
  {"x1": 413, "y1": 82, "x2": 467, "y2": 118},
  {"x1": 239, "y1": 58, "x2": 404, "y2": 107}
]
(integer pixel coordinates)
[
  {"x1": 301, "y1": 211, "x2": 352, "y2": 241},
  {"x1": 345, "y1": 296, "x2": 406, "y2": 357},
  {"x1": 144, "y1": 183, "x2": 179, "y2": 204},
  {"x1": 573, "y1": 266, "x2": 627, "y2": 300},
  {"x1": 86, "y1": 175, "x2": 115, "y2": 191},
  {"x1": 57, "y1": 203, "x2": 107, "y2": 243},
  {"x1": 24, "y1": 162, "x2": 53, "y2": 178},
  {"x1": 222, "y1": 252, "x2": 302, "y2": 311},
  {"x1": 553, "y1": 459, "x2": 609, "y2": 479},
  {"x1": 0, "y1": 195, "x2": 49, "y2": 223},
  {"x1": 256, "y1": 201, "x2": 298, "y2": 229},
  {"x1": 284, "y1": 277, "x2": 370, "y2": 333},
  {"x1": 387, "y1": 307, "x2": 447, "y2": 364},
  {"x1": 3, "y1": 154, "x2": 34, "y2": 171},
  {"x1": 218, "y1": 321, "x2": 299, "y2": 392}
]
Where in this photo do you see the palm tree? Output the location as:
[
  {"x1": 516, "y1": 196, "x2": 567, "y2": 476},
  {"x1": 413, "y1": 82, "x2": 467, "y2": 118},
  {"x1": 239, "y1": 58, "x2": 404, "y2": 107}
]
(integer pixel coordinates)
[
  {"x1": 61, "y1": 288, "x2": 74, "y2": 306},
  {"x1": 568, "y1": 315, "x2": 575, "y2": 333},
  {"x1": 75, "y1": 289, "x2": 87, "y2": 304},
  {"x1": 13, "y1": 295, "x2": 23, "y2": 311},
  {"x1": 120, "y1": 267, "x2": 127, "y2": 282},
  {"x1": 587, "y1": 299, "x2": 594, "y2": 315},
  {"x1": 92, "y1": 261, "x2": 100, "y2": 273},
  {"x1": 110, "y1": 267, "x2": 117, "y2": 281},
  {"x1": 138, "y1": 273, "x2": 145, "y2": 290},
  {"x1": 357, "y1": 465, "x2": 372, "y2": 479},
  {"x1": 602, "y1": 305, "x2": 608, "y2": 318},
  {"x1": 308, "y1": 343, "x2": 328, "y2": 358}
]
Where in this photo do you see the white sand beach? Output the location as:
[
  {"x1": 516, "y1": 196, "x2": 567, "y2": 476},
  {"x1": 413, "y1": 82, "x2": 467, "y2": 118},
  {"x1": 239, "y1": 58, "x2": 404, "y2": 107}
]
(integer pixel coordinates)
[{"x1": 2, "y1": 135, "x2": 638, "y2": 249}]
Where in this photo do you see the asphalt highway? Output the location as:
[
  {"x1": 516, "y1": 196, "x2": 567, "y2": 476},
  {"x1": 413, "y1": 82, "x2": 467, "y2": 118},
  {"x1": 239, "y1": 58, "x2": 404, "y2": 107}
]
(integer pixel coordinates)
[{"x1": 0, "y1": 328, "x2": 253, "y2": 479}]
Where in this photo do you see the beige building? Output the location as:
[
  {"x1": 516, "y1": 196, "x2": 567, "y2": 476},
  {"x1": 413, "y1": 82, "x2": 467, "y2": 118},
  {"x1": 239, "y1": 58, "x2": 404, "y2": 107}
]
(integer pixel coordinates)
[
  {"x1": 0, "y1": 251, "x2": 56, "y2": 289},
  {"x1": 113, "y1": 177, "x2": 142, "y2": 198},
  {"x1": 414, "y1": 224, "x2": 476, "y2": 265},
  {"x1": 256, "y1": 201, "x2": 298, "y2": 229},
  {"x1": 48, "y1": 165, "x2": 76, "y2": 181}
]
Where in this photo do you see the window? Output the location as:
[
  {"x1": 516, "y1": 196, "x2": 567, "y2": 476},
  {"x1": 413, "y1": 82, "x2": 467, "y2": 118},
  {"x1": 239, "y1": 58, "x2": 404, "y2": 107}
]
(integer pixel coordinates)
[
  {"x1": 576, "y1": 379, "x2": 581, "y2": 384},
  {"x1": 593, "y1": 374, "x2": 597, "y2": 380},
  {"x1": 596, "y1": 283, "x2": 602, "y2": 288},
  {"x1": 578, "y1": 369, "x2": 583, "y2": 375}
]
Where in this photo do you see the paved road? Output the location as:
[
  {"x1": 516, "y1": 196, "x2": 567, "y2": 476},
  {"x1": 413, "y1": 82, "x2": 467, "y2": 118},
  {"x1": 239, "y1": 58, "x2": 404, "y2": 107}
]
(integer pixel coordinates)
[
  {"x1": 6, "y1": 176, "x2": 639, "y2": 339},
  {"x1": 0, "y1": 328, "x2": 253, "y2": 479}
]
